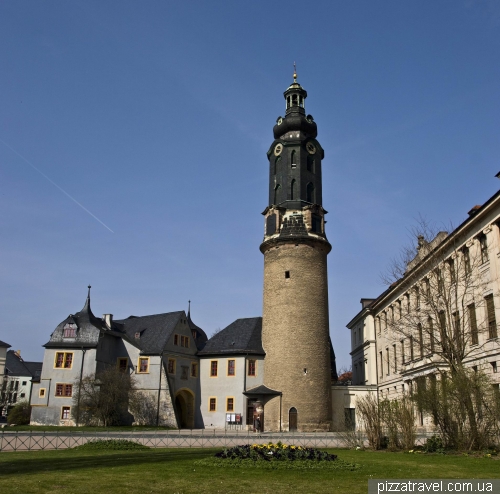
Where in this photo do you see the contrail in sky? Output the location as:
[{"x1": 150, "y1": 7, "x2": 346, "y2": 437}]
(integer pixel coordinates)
[{"x1": 0, "y1": 138, "x2": 114, "y2": 233}]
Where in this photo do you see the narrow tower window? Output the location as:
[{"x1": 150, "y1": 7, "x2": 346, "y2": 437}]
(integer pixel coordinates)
[
  {"x1": 274, "y1": 184, "x2": 281, "y2": 205},
  {"x1": 292, "y1": 94, "x2": 298, "y2": 106},
  {"x1": 306, "y1": 183, "x2": 315, "y2": 203},
  {"x1": 290, "y1": 179, "x2": 296, "y2": 200},
  {"x1": 307, "y1": 155, "x2": 314, "y2": 172},
  {"x1": 285, "y1": 271, "x2": 290, "y2": 279},
  {"x1": 291, "y1": 150, "x2": 297, "y2": 168},
  {"x1": 274, "y1": 156, "x2": 281, "y2": 175}
]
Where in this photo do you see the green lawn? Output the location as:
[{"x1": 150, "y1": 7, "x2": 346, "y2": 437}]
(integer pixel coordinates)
[{"x1": 0, "y1": 448, "x2": 498, "y2": 494}]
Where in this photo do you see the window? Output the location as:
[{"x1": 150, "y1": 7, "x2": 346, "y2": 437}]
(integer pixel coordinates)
[
  {"x1": 274, "y1": 156, "x2": 281, "y2": 175},
  {"x1": 415, "y1": 287, "x2": 420, "y2": 309},
  {"x1": 274, "y1": 184, "x2": 281, "y2": 204},
  {"x1": 63, "y1": 325, "x2": 77, "y2": 338},
  {"x1": 424, "y1": 278, "x2": 431, "y2": 300},
  {"x1": 428, "y1": 317, "x2": 435, "y2": 353},
  {"x1": 174, "y1": 334, "x2": 179, "y2": 345},
  {"x1": 418, "y1": 324, "x2": 424, "y2": 357},
  {"x1": 20, "y1": 393, "x2": 25, "y2": 398},
  {"x1": 266, "y1": 214, "x2": 276, "y2": 235},
  {"x1": 452, "y1": 311, "x2": 460, "y2": 340},
  {"x1": 307, "y1": 155, "x2": 314, "y2": 172},
  {"x1": 462, "y1": 247, "x2": 471, "y2": 274},
  {"x1": 248, "y1": 359, "x2": 256, "y2": 376},
  {"x1": 376, "y1": 316, "x2": 381, "y2": 335},
  {"x1": 118, "y1": 358, "x2": 128, "y2": 372},
  {"x1": 14, "y1": 381, "x2": 19, "y2": 390},
  {"x1": 39, "y1": 388, "x2": 46, "y2": 398},
  {"x1": 22, "y1": 381, "x2": 27, "y2": 386},
  {"x1": 405, "y1": 293, "x2": 410, "y2": 313},
  {"x1": 448, "y1": 259, "x2": 456, "y2": 284},
  {"x1": 479, "y1": 234, "x2": 489, "y2": 264},
  {"x1": 311, "y1": 214, "x2": 321, "y2": 233},
  {"x1": 55, "y1": 384, "x2": 72, "y2": 397},
  {"x1": 190, "y1": 362, "x2": 197, "y2": 377},
  {"x1": 226, "y1": 397, "x2": 234, "y2": 412},
  {"x1": 181, "y1": 366, "x2": 189, "y2": 380},
  {"x1": 491, "y1": 362, "x2": 497, "y2": 373},
  {"x1": 227, "y1": 359, "x2": 235, "y2": 376},
  {"x1": 290, "y1": 179, "x2": 296, "y2": 200},
  {"x1": 55, "y1": 352, "x2": 73, "y2": 369},
  {"x1": 61, "y1": 407, "x2": 71, "y2": 420},
  {"x1": 397, "y1": 300, "x2": 402, "y2": 319},
  {"x1": 485, "y1": 294, "x2": 497, "y2": 339},
  {"x1": 401, "y1": 340, "x2": 405, "y2": 364},
  {"x1": 409, "y1": 335, "x2": 414, "y2": 361},
  {"x1": 306, "y1": 183, "x2": 315, "y2": 203},
  {"x1": 210, "y1": 360, "x2": 218, "y2": 377},
  {"x1": 285, "y1": 271, "x2": 290, "y2": 279},
  {"x1": 379, "y1": 351, "x2": 383, "y2": 378},
  {"x1": 386, "y1": 348, "x2": 390, "y2": 375},
  {"x1": 436, "y1": 269, "x2": 444, "y2": 295},
  {"x1": 467, "y1": 304, "x2": 478, "y2": 345},
  {"x1": 138, "y1": 357, "x2": 149, "y2": 373},
  {"x1": 167, "y1": 359, "x2": 176, "y2": 374},
  {"x1": 393, "y1": 345, "x2": 397, "y2": 372},
  {"x1": 209, "y1": 397, "x2": 216, "y2": 412}
]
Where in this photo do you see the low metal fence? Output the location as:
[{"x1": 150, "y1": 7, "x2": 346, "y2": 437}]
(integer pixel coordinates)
[{"x1": 0, "y1": 429, "x2": 432, "y2": 452}]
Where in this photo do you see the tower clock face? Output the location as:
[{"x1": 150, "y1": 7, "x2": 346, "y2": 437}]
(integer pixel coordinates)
[
  {"x1": 274, "y1": 143, "x2": 283, "y2": 156},
  {"x1": 306, "y1": 142, "x2": 316, "y2": 155}
]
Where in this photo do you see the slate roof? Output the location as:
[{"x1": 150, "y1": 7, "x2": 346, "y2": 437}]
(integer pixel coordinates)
[
  {"x1": 45, "y1": 294, "x2": 106, "y2": 348},
  {"x1": 187, "y1": 308, "x2": 208, "y2": 351},
  {"x1": 244, "y1": 384, "x2": 281, "y2": 396},
  {"x1": 5, "y1": 350, "x2": 42, "y2": 378},
  {"x1": 197, "y1": 317, "x2": 265, "y2": 356},
  {"x1": 0, "y1": 340, "x2": 11, "y2": 348},
  {"x1": 114, "y1": 311, "x2": 184, "y2": 355}
]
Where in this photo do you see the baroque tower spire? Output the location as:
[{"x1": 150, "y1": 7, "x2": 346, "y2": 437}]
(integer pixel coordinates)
[{"x1": 260, "y1": 72, "x2": 332, "y2": 432}]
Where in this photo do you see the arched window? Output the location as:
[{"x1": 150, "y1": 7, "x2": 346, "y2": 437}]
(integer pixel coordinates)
[
  {"x1": 306, "y1": 183, "x2": 315, "y2": 203},
  {"x1": 286, "y1": 96, "x2": 291, "y2": 109},
  {"x1": 274, "y1": 184, "x2": 281, "y2": 205},
  {"x1": 291, "y1": 150, "x2": 296, "y2": 165},
  {"x1": 292, "y1": 94, "x2": 298, "y2": 106},
  {"x1": 274, "y1": 156, "x2": 281, "y2": 175},
  {"x1": 307, "y1": 155, "x2": 314, "y2": 172},
  {"x1": 290, "y1": 179, "x2": 296, "y2": 200},
  {"x1": 289, "y1": 407, "x2": 298, "y2": 432}
]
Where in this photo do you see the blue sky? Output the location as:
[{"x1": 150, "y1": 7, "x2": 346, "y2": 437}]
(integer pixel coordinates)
[{"x1": 1, "y1": 1, "x2": 499, "y2": 370}]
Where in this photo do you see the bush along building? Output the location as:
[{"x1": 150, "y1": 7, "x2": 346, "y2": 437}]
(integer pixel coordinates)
[{"x1": 29, "y1": 72, "x2": 338, "y2": 430}]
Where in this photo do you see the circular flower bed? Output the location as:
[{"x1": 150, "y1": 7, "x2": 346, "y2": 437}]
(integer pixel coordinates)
[{"x1": 194, "y1": 442, "x2": 359, "y2": 470}]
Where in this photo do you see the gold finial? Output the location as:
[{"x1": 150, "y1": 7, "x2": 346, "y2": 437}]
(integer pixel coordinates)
[{"x1": 293, "y1": 61, "x2": 297, "y2": 82}]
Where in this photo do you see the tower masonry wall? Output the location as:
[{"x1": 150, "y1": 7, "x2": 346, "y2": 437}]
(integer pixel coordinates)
[{"x1": 261, "y1": 238, "x2": 332, "y2": 431}]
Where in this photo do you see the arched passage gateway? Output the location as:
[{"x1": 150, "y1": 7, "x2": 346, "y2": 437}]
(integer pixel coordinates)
[{"x1": 175, "y1": 389, "x2": 195, "y2": 429}]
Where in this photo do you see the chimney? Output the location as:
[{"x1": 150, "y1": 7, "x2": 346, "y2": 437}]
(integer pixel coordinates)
[
  {"x1": 468, "y1": 205, "x2": 482, "y2": 217},
  {"x1": 102, "y1": 314, "x2": 113, "y2": 329}
]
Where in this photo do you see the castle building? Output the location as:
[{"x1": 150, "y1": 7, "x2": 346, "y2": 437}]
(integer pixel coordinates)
[{"x1": 28, "y1": 73, "x2": 338, "y2": 430}]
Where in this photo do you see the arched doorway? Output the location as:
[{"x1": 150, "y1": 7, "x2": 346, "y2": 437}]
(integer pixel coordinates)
[
  {"x1": 175, "y1": 389, "x2": 195, "y2": 429},
  {"x1": 289, "y1": 407, "x2": 298, "y2": 432}
]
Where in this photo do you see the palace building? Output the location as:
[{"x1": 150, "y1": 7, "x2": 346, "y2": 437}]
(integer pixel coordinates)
[{"x1": 29, "y1": 72, "x2": 338, "y2": 431}]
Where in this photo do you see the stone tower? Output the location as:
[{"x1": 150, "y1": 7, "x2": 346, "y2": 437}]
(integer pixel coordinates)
[{"x1": 260, "y1": 70, "x2": 332, "y2": 432}]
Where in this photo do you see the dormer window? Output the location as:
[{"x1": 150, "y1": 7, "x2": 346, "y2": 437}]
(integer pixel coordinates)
[
  {"x1": 135, "y1": 332, "x2": 141, "y2": 339},
  {"x1": 63, "y1": 324, "x2": 77, "y2": 338}
]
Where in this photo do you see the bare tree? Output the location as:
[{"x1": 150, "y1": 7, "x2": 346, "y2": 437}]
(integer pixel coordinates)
[
  {"x1": 73, "y1": 367, "x2": 136, "y2": 426},
  {"x1": 129, "y1": 391, "x2": 158, "y2": 426},
  {"x1": 381, "y1": 217, "x2": 499, "y2": 449}
]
